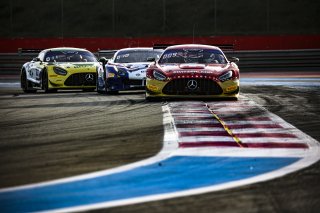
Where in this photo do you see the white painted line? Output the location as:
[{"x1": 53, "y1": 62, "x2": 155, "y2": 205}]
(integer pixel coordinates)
[{"x1": 174, "y1": 120, "x2": 220, "y2": 124}]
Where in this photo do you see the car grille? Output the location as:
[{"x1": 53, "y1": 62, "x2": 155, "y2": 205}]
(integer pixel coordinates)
[
  {"x1": 162, "y1": 78, "x2": 223, "y2": 95},
  {"x1": 64, "y1": 73, "x2": 96, "y2": 86}
]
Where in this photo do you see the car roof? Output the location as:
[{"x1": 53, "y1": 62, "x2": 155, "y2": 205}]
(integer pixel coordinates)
[
  {"x1": 165, "y1": 44, "x2": 222, "y2": 51},
  {"x1": 43, "y1": 47, "x2": 89, "y2": 52},
  {"x1": 117, "y1": 47, "x2": 162, "y2": 52}
]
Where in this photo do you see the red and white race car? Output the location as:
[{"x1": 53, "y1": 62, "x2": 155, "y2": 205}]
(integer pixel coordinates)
[{"x1": 145, "y1": 44, "x2": 240, "y2": 100}]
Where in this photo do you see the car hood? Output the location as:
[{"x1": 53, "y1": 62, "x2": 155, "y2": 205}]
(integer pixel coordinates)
[
  {"x1": 116, "y1": 62, "x2": 150, "y2": 72},
  {"x1": 158, "y1": 63, "x2": 234, "y2": 77},
  {"x1": 51, "y1": 62, "x2": 99, "y2": 72}
]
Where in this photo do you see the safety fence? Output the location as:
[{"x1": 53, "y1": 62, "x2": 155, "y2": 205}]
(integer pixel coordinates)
[
  {"x1": 1, "y1": 49, "x2": 320, "y2": 76},
  {"x1": 226, "y1": 49, "x2": 320, "y2": 71}
]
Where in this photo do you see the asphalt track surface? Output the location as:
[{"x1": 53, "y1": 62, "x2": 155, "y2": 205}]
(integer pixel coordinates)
[{"x1": 0, "y1": 73, "x2": 320, "y2": 212}]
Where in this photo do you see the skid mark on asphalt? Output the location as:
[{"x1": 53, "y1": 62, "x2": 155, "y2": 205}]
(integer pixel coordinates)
[{"x1": 0, "y1": 97, "x2": 319, "y2": 212}]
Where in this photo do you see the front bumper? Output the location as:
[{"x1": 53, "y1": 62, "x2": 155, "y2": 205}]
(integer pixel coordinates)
[
  {"x1": 48, "y1": 72, "x2": 96, "y2": 89},
  {"x1": 106, "y1": 77, "x2": 146, "y2": 91},
  {"x1": 146, "y1": 78, "x2": 239, "y2": 99}
]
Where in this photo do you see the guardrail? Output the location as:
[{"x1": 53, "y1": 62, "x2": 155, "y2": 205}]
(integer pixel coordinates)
[
  {"x1": 0, "y1": 53, "x2": 33, "y2": 76},
  {"x1": 0, "y1": 49, "x2": 319, "y2": 76},
  {"x1": 225, "y1": 49, "x2": 320, "y2": 71}
]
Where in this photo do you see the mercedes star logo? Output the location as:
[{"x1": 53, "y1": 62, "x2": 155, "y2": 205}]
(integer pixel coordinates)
[
  {"x1": 187, "y1": 80, "x2": 198, "y2": 90},
  {"x1": 85, "y1": 73, "x2": 94, "y2": 82}
]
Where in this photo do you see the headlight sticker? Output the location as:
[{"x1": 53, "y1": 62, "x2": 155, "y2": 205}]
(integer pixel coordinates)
[{"x1": 219, "y1": 71, "x2": 233, "y2": 82}]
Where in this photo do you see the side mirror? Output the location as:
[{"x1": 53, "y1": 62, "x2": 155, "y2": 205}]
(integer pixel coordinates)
[
  {"x1": 32, "y1": 57, "x2": 41, "y2": 62},
  {"x1": 147, "y1": 57, "x2": 156, "y2": 62},
  {"x1": 229, "y1": 57, "x2": 239, "y2": 63},
  {"x1": 99, "y1": 57, "x2": 108, "y2": 65}
]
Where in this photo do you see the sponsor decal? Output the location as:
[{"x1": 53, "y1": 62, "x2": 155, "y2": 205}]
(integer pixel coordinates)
[
  {"x1": 173, "y1": 70, "x2": 214, "y2": 74},
  {"x1": 108, "y1": 73, "x2": 115, "y2": 78},
  {"x1": 147, "y1": 84, "x2": 159, "y2": 92},
  {"x1": 73, "y1": 64, "x2": 94, "y2": 68},
  {"x1": 226, "y1": 85, "x2": 237, "y2": 92}
]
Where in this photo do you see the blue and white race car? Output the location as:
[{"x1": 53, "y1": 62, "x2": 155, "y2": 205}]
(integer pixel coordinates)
[{"x1": 96, "y1": 48, "x2": 163, "y2": 94}]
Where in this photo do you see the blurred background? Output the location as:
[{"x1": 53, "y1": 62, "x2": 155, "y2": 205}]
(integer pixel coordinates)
[
  {"x1": 1, "y1": 0, "x2": 320, "y2": 37},
  {"x1": 0, "y1": 0, "x2": 319, "y2": 51},
  {"x1": 0, "y1": 0, "x2": 319, "y2": 73}
]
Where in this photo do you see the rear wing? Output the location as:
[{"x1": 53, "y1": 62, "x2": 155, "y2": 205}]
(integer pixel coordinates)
[
  {"x1": 97, "y1": 49, "x2": 118, "y2": 59},
  {"x1": 153, "y1": 44, "x2": 235, "y2": 51},
  {"x1": 18, "y1": 48, "x2": 43, "y2": 56},
  {"x1": 153, "y1": 44, "x2": 178, "y2": 49}
]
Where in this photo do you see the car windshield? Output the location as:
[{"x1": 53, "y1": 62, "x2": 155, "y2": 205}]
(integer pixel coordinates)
[
  {"x1": 44, "y1": 50, "x2": 97, "y2": 62},
  {"x1": 114, "y1": 50, "x2": 163, "y2": 63},
  {"x1": 159, "y1": 48, "x2": 227, "y2": 64}
]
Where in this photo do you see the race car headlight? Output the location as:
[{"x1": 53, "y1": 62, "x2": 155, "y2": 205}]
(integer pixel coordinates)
[
  {"x1": 153, "y1": 70, "x2": 167, "y2": 81},
  {"x1": 117, "y1": 68, "x2": 127, "y2": 76},
  {"x1": 219, "y1": 71, "x2": 233, "y2": 82},
  {"x1": 53, "y1": 67, "x2": 68, "y2": 76}
]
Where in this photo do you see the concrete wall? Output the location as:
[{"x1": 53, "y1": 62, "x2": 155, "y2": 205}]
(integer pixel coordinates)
[{"x1": 1, "y1": 0, "x2": 319, "y2": 38}]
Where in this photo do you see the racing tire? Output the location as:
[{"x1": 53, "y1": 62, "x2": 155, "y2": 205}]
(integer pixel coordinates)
[
  {"x1": 83, "y1": 88, "x2": 95, "y2": 92},
  {"x1": 104, "y1": 80, "x2": 119, "y2": 95},
  {"x1": 106, "y1": 90, "x2": 119, "y2": 95},
  {"x1": 145, "y1": 93, "x2": 159, "y2": 102},
  {"x1": 21, "y1": 69, "x2": 37, "y2": 93},
  {"x1": 97, "y1": 89, "x2": 105, "y2": 94},
  {"x1": 96, "y1": 74, "x2": 105, "y2": 94},
  {"x1": 42, "y1": 69, "x2": 57, "y2": 93}
]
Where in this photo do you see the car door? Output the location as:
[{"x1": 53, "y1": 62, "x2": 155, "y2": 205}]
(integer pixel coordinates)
[{"x1": 27, "y1": 57, "x2": 45, "y2": 85}]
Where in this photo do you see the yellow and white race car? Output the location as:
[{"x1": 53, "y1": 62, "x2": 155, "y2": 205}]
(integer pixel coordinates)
[{"x1": 20, "y1": 47, "x2": 103, "y2": 92}]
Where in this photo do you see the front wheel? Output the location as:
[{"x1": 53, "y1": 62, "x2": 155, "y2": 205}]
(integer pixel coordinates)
[
  {"x1": 104, "y1": 80, "x2": 119, "y2": 95},
  {"x1": 145, "y1": 93, "x2": 159, "y2": 102},
  {"x1": 42, "y1": 69, "x2": 56, "y2": 93},
  {"x1": 96, "y1": 74, "x2": 105, "y2": 94},
  {"x1": 21, "y1": 70, "x2": 36, "y2": 93},
  {"x1": 83, "y1": 88, "x2": 95, "y2": 92},
  {"x1": 106, "y1": 90, "x2": 119, "y2": 95}
]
